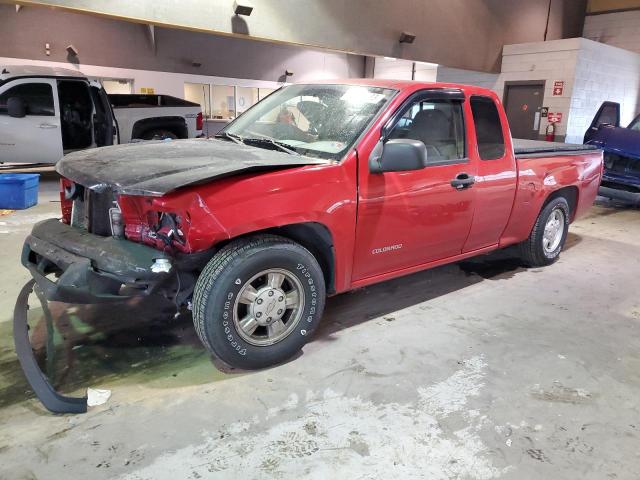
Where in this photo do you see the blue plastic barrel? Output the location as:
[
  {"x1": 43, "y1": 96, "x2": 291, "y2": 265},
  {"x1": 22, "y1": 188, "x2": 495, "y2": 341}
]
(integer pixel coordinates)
[{"x1": 0, "y1": 173, "x2": 40, "y2": 209}]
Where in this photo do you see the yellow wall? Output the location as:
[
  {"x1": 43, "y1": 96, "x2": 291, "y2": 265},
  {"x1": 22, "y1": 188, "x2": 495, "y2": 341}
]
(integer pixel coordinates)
[{"x1": 588, "y1": 0, "x2": 640, "y2": 13}]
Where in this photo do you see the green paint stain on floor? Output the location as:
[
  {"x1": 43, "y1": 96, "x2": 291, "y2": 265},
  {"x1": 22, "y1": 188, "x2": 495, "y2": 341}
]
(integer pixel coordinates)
[{"x1": 0, "y1": 292, "x2": 234, "y2": 411}]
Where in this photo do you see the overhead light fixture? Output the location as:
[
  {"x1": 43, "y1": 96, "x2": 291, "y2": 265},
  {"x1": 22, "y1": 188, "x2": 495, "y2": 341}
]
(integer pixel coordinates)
[
  {"x1": 233, "y1": 1, "x2": 253, "y2": 16},
  {"x1": 192, "y1": 61, "x2": 202, "y2": 67},
  {"x1": 399, "y1": 32, "x2": 416, "y2": 44},
  {"x1": 285, "y1": 70, "x2": 294, "y2": 77},
  {"x1": 66, "y1": 44, "x2": 79, "y2": 56}
]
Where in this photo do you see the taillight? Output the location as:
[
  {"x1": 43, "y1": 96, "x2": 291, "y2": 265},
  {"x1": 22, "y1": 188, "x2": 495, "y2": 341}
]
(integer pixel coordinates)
[
  {"x1": 196, "y1": 111, "x2": 203, "y2": 131},
  {"x1": 59, "y1": 178, "x2": 74, "y2": 224}
]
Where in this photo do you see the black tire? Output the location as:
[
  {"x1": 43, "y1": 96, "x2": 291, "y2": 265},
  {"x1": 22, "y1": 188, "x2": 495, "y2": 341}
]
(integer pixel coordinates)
[
  {"x1": 193, "y1": 234, "x2": 326, "y2": 369},
  {"x1": 141, "y1": 129, "x2": 178, "y2": 140},
  {"x1": 518, "y1": 196, "x2": 570, "y2": 267}
]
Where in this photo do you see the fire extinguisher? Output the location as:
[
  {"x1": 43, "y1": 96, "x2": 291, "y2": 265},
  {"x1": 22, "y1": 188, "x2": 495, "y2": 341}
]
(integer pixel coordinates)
[{"x1": 545, "y1": 122, "x2": 556, "y2": 142}]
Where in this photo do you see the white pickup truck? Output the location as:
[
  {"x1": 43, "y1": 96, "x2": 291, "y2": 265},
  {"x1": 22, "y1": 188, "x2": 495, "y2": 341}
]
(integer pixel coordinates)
[{"x1": 0, "y1": 65, "x2": 202, "y2": 164}]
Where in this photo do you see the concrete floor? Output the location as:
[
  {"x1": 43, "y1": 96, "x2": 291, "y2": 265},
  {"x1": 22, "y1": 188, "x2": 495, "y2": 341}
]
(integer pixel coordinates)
[{"x1": 1, "y1": 176, "x2": 639, "y2": 480}]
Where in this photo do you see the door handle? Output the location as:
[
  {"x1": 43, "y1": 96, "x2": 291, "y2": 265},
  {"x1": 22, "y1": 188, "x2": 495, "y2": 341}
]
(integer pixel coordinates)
[
  {"x1": 39, "y1": 123, "x2": 58, "y2": 129},
  {"x1": 450, "y1": 173, "x2": 475, "y2": 190}
]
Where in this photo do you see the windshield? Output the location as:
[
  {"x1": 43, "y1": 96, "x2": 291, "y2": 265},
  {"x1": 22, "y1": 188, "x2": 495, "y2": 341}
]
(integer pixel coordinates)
[{"x1": 221, "y1": 84, "x2": 396, "y2": 160}]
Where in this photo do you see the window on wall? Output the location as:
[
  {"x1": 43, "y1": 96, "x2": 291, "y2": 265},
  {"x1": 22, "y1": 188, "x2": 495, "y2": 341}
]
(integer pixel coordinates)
[
  {"x1": 212, "y1": 85, "x2": 236, "y2": 119},
  {"x1": 258, "y1": 88, "x2": 276, "y2": 101},
  {"x1": 101, "y1": 78, "x2": 133, "y2": 94},
  {"x1": 184, "y1": 82, "x2": 211, "y2": 118},
  {"x1": 470, "y1": 96, "x2": 505, "y2": 160},
  {"x1": 0, "y1": 83, "x2": 54, "y2": 115},
  {"x1": 235, "y1": 87, "x2": 259, "y2": 115},
  {"x1": 388, "y1": 99, "x2": 466, "y2": 162}
]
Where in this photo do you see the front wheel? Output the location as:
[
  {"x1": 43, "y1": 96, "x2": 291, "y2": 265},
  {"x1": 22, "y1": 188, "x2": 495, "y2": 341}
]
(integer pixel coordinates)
[
  {"x1": 192, "y1": 235, "x2": 326, "y2": 369},
  {"x1": 518, "y1": 196, "x2": 570, "y2": 267}
]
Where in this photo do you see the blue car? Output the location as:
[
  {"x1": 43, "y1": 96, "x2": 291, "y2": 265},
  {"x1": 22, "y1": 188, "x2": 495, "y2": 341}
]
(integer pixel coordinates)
[{"x1": 584, "y1": 102, "x2": 640, "y2": 205}]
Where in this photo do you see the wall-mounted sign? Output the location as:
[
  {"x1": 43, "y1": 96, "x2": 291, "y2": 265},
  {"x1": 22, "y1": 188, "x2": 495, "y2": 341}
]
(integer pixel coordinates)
[
  {"x1": 552, "y1": 81, "x2": 564, "y2": 96},
  {"x1": 522, "y1": 103, "x2": 529, "y2": 111},
  {"x1": 547, "y1": 112, "x2": 563, "y2": 123},
  {"x1": 541, "y1": 107, "x2": 549, "y2": 117},
  {"x1": 140, "y1": 87, "x2": 155, "y2": 94}
]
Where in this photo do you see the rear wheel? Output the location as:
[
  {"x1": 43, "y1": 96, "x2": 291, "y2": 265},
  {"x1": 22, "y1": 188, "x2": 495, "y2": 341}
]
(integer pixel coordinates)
[
  {"x1": 518, "y1": 196, "x2": 570, "y2": 267},
  {"x1": 193, "y1": 235, "x2": 326, "y2": 369}
]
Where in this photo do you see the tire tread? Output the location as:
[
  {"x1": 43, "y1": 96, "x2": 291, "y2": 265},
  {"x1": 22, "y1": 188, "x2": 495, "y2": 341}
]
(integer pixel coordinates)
[
  {"x1": 192, "y1": 234, "x2": 308, "y2": 357},
  {"x1": 518, "y1": 196, "x2": 569, "y2": 267}
]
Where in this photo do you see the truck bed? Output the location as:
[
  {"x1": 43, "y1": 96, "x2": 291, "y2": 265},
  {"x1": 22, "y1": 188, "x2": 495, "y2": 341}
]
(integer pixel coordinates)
[{"x1": 513, "y1": 139, "x2": 600, "y2": 159}]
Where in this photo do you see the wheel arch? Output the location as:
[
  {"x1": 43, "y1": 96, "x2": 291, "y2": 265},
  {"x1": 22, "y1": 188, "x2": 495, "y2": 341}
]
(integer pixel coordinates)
[
  {"x1": 131, "y1": 116, "x2": 188, "y2": 139},
  {"x1": 542, "y1": 185, "x2": 579, "y2": 222},
  {"x1": 217, "y1": 222, "x2": 336, "y2": 294}
]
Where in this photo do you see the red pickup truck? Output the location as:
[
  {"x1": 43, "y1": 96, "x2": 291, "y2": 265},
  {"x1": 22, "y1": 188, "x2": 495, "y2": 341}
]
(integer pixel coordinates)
[{"x1": 22, "y1": 80, "x2": 603, "y2": 377}]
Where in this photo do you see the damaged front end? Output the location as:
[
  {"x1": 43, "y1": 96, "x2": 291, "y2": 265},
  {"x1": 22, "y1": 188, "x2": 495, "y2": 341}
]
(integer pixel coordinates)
[{"x1": 16, "y1": 178, "x2": 222, "y2": 413}]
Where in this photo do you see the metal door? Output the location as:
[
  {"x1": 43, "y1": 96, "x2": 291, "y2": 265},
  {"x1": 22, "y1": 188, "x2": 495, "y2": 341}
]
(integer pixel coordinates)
[{"x1": 504, "y1": 82, "x2": 544, "y2": 140}]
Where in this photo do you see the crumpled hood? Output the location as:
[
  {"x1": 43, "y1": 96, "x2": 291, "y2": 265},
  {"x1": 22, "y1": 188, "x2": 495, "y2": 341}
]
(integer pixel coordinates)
[{"x1": 57, "y1": 138, "x2": 330, "y2": 196}]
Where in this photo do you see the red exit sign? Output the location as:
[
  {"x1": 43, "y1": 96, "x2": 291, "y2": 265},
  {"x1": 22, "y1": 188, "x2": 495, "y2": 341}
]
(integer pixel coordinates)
[{"x1": 553, "y1": 81, "x2": 564, "y2": 96}]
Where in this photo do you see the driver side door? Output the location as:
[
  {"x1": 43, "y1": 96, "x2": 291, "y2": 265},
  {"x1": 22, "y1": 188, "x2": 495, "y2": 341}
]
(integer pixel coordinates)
[
  {"x1": 0, "y1": 79, "x2": 62, "y2": 164},
  {"x1": 352, "y1": 90, "x2": 477, "y2": 281}
]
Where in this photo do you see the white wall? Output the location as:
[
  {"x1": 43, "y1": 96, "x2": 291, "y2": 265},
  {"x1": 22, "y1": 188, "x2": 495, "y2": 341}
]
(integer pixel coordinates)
[
  {"x1": 566, "y1": 38, "x2": 640, "y2": 143},
  {"x1": 373, "y1": 57, "x2": 438, "y2": 82},
  {"x1": 583, "y1": 10, "x2": 640, "y2": 54},
  {"x1": 0, "y1": 56, "x2": 282, "y2": 99},
  {"x1": 414, "y1": 62, "x2": 439, "y2": 82}
]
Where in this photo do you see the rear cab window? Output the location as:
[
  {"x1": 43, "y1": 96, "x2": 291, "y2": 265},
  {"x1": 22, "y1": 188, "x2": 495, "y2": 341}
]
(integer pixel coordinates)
[
  {"x1": 0, "y1": 82, "x2": 55, "y2": 116},
  {"x1": 470, "y1": 96, "x2": 505, "y2": 160}
]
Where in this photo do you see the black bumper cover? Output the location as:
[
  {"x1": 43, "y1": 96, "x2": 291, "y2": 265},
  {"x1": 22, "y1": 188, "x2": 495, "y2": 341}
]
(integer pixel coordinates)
[
  {"x1": 17, "y1": 219, "x2": 173, "y2": 413},
  {"x1": 22, "y1": 218, "x2": 172, "y2": 303}
]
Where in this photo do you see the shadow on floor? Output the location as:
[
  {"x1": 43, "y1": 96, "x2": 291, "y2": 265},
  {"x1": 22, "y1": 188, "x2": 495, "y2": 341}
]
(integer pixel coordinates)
[{"x1": 0, "y1": 246, "x2": 551, "y2": 411}]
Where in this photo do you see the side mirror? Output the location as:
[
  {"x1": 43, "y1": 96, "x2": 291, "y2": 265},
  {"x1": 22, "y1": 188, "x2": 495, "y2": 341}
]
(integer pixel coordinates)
[
  {"x1": 369, "y1": 138, "x2": 428, "y2": 174},
  {"x1": 7, "y1": 97, "x2": 26, "y2": 118}
]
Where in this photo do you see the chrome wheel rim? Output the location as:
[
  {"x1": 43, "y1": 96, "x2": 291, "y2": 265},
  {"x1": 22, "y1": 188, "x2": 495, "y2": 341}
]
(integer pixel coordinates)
[
  {"x1": 233, "y1": 268, "x2": 304, "y2": 347},
  {"x1": 543, "y1": 208, "x2": 565, "y2": 254}
]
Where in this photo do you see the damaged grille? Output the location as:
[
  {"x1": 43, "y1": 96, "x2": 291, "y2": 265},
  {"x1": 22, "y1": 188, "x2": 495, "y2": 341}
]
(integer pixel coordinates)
[{"x1": 70, "y1": 187, "x2": 117, "y2": 236}]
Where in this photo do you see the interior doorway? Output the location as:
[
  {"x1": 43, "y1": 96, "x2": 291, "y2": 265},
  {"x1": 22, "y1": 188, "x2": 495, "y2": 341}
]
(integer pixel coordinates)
[{"x1": 504, "y1": 81, "x2": 545, "y2": 140}]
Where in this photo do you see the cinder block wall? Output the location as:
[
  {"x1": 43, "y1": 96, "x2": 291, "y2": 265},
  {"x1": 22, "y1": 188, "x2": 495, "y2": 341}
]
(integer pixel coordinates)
[
  {"x1": 584, "y1": 10, "x2": 640, "y2": 54},
  {"x1": 567, "y1": 38, "x2": 640, "y2": 143},
  {"x1": 437, "y1": 38, "x2": 640, "y2": 144}
]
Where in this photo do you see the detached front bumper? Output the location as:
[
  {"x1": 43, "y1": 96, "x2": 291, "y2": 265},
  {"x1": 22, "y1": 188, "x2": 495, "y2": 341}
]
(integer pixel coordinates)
[
  {"x1": 16, "y1": 219, "x2": 175, "y2": 413},
  {"x1": 22, "y1": 218, "x2": 173, "y2": 303}
]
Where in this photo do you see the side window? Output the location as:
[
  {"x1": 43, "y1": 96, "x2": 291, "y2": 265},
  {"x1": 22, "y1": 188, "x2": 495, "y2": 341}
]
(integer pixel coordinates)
[
  {"x1": 470, "y1": 96, "x2": 505, "y2": 160},
  {"x1": 388, "y1": 99, "x2": 466, "y2": 162},
  {"x1": 0, "y1": 83, "x2": 55, "y2": 116},
  {"x1": 596, "y1": 104, "x2": 619, "y2": 127}
]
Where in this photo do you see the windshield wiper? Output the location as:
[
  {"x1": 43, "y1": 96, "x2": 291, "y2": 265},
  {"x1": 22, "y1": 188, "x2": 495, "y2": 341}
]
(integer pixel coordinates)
[
  {"x1": 214, "y1": 132, "x2": 244, "y2": 145},
  {"x1": 242, "y1": 137, "x2": 300, "y2": 155}
]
